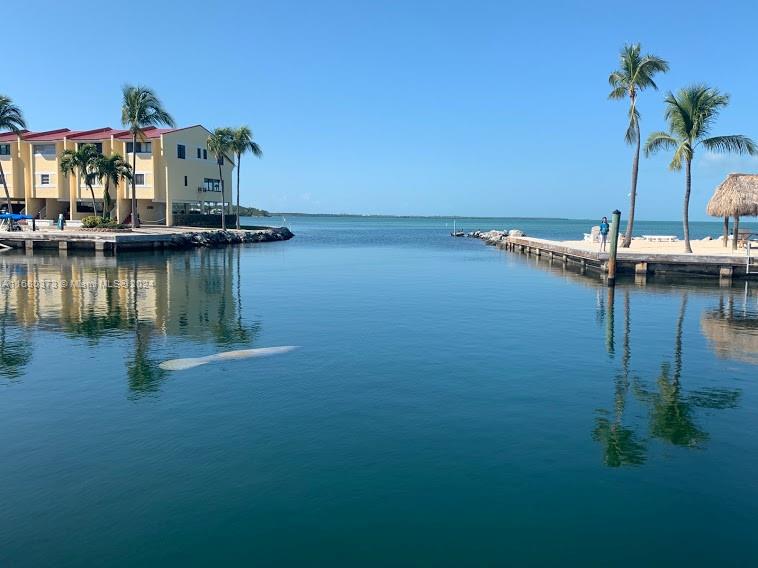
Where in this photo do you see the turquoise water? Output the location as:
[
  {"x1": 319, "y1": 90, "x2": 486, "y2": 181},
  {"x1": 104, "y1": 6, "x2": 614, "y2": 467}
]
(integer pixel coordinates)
[{"x1": 1, "y1": 216, "x2": 757, "y2": 566}]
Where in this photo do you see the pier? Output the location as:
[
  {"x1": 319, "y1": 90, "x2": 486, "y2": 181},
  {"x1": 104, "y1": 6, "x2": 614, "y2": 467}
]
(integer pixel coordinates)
[
  {"x1": 499, "y1": 236, "x2": 757, "y2": 279},
  {"x1": 0, "y1": 226, "x2": 293, "y2": 254}
]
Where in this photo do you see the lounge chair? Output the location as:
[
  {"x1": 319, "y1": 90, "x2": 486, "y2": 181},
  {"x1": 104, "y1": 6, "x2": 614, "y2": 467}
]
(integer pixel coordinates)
[
  {"x1": 642, "y1": 235, "x2": 678, "y2": 243},
  {"x1": 583, "y1": 226, "x2": 601, "y2": 243}
]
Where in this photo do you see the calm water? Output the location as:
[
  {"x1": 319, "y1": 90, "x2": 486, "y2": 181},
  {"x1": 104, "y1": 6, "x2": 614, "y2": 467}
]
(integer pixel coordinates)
[{"x1": 1, "y1": 216, "x2": 757, "y2": 566}]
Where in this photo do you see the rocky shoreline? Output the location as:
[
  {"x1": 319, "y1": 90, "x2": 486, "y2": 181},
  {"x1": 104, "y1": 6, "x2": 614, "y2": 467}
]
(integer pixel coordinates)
[
  {"x1": 168, "y1": 227, "x2": 294, "y2": 248},
  {"x1": 467, "y1": 229, "x2": 524, "y2": 246}
]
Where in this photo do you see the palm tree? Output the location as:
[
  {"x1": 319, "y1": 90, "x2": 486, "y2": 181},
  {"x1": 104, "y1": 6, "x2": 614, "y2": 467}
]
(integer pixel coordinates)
[
  {"x1": 95, "y1": 153, "x2": 132, "y2": 220},
  {"x1": 608, "y1": 44, "x2": 669, "y2": 248},
  {"x1": 207, "y1": 127, "x2": 234, "y2": 230},
  {"x1": 230, "y1": 126, "x2": 263, "y2": 229},
  {"x1": 121, "y1": 85, "x2": 174, "y2": 228},
  {"x1": 644, "y1": 85, "x2": 757, "y2": 253},
  {"x1": 0, "y1": 95, "x2": 27, "y2": 212},
  {"x1": 60, "y1": 143, "x2": 101, "y2": 214}
]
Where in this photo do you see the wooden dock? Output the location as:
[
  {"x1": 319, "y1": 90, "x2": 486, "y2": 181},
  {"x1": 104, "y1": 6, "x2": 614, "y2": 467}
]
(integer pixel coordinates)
[{"x1": 501, "y1": 236, "x2": 757, "y2": 279}]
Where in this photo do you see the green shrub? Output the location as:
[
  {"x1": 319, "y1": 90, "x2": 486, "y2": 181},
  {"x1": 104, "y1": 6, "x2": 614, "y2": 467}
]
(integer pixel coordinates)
[
  {"x1": 82, "y1": 215, "x2": 105, "y2": 228},
  {"x1": 81, "y1": 216, "x2": 126, "y2": 230}
]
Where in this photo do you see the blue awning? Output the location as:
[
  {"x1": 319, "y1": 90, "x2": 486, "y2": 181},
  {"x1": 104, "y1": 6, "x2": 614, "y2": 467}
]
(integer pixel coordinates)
[{"x1": 0, "y1": 213, "x2": 34, "y2": 221}]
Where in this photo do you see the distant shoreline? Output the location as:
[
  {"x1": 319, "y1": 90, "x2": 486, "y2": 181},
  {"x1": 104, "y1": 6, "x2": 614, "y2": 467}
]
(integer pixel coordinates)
[
  {"x1": 261, "y1": 212, "x2": 744, "y2": 224},
  {"x1": 268, "y1": 212, "x2": 572, "y2": 221}
]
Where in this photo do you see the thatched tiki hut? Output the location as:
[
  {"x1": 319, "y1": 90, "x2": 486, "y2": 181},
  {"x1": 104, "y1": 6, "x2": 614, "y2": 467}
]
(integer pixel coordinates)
[{"x1": 706, "y1": 173, "x2": 758, "y2": 249}]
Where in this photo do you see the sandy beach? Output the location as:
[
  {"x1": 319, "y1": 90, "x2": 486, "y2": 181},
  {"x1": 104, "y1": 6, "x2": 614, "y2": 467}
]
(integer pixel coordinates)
[{"x1": 561, "y1": 237, "x2": 753, "y2": 258}]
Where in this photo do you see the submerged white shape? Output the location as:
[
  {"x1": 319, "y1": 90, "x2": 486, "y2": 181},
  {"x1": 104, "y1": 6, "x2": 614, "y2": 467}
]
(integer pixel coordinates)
[{"x1": 159, "y1": 346, "x2": 299, "y2": 371}]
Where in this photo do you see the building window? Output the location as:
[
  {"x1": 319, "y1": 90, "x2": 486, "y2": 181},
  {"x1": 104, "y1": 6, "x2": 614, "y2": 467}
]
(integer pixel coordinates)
[
  {"x1": 203, "y1": 178, "x2": 221, "y2": 192},
  {"x1": 0, "y1": 144, "x2": 10, "y2": 156},
  {"x1": 40, "y1": 174, "x2": 51, "y2": 185},
  {"x1": 80, "y1": 142, "x2": 103, "y2": 153},
  {"x1": 134, "y1": 173, "x2": 145, "y2": 186},
  {"x1": 203, "y1": 149, "x2": 207, "y2": 160},
  {"x1": 126, "y1": 141, "x2": 151, "y2": 154},
  {"x1": 196, "y1": 148, "x2": 201, "y2": 159},
  {"x1": 177, "y1": 144, "x2": 186, "y2": 159},
  {"x1": 184, "y1": 175, "x2": 188, "y2": 187},
  {"x1": 217, "y1": 155, "x2": 224, "y2": 165},
  {"x1": 34, "y1": 144, "x2": 56, "y2": 156},
  {"x1": 0, "y1": 174, "x2": 4, "y2": 184}
]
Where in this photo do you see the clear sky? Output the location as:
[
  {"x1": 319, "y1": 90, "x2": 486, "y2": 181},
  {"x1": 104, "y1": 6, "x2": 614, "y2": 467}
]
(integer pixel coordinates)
[{"x1": 5, "y1": 0, "x2": 758, "y2": 219}]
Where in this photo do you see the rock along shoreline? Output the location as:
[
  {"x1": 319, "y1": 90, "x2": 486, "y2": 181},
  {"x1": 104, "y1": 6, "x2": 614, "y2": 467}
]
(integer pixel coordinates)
[
  {"x1": 167, "y1": 227, "x2": 294, "y2": 249},
  {"x1": 467, "y1": 229, "x2": 524, "y2": 246}
]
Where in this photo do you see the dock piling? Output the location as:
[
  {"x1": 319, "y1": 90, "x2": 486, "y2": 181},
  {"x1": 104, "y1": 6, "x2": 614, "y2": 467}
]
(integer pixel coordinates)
[{"x1": 607, "y1": 209, "x2": 621, "y2": 286}]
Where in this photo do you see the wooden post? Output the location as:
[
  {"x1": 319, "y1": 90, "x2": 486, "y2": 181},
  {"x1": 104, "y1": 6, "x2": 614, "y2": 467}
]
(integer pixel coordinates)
[
  {"x1": 732, "y1": 216, "x2": 740, "y2": 251},
  {"x1": 607, "y1": 209, "x2": 621, "y2": 286}
]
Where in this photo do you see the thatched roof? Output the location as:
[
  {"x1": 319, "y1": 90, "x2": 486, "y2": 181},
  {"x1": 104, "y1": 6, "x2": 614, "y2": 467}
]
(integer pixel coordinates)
[{"x1": 706, "y1": 173, "x2": 758, "y2": 217}]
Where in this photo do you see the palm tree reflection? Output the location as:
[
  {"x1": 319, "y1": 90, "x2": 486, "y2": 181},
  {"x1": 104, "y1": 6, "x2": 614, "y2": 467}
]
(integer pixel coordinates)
[
  {"x1": 593, "y1": 289, "x2": 646, "y2": 466},
  {"x1": 596, "y1": 288, "x2": 741, "y2": 466}
]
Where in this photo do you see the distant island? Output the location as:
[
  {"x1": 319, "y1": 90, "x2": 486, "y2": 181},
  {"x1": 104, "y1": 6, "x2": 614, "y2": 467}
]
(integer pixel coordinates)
[
  {"x1": 270, "y1": 212, "x2": 572, "y2": 220},
  {"x1": 238, "y1": 206, "x2": 271, "y2": 217}
]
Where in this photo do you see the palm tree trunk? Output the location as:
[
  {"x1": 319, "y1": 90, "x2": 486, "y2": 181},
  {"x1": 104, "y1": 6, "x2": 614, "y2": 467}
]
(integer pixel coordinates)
[
  {"x1": 88, "y1": 183, "x2": 97, "y2": 215},
  {"x1": 723, "y1": 216, "x2": 729, "y2": 247},
  {"x1": 682, "y1": 158, "x2": 693, "y2": 253},
  {"x1": 104, "y1": 179, "x2": 111, "y2": 220},
  {"x1": 622, "y1": 119, "x2": 640, "y2": 248},
  {"x1": 236, "y1": 152, "x2": 241, "y2": 230},
  {"x1": 673, "y1": 293, "x2": 688, "y2": 385},
  {"x1": 0, "y1": 160, "x2": 12, "y2": 213},
  {"x1": 131, "y1": 133, "x2": 139, "y2": 229},
  {"x1": 732, "y1": 215, "x2": 740, "y2": 251},
  {"x1": 218, "y1": 160, "x2": 226, "y2": 230}
]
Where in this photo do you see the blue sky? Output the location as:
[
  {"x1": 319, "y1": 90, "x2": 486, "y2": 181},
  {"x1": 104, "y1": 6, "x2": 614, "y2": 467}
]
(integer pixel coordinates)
[{"x1": 6, "y1": 0, "x2": 758, "y2": 219}]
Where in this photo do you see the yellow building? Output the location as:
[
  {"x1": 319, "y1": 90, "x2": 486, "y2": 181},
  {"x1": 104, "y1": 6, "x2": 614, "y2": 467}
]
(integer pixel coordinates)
[{"x1": 0, "y1": 125, "x2": 234, "y2": 226}]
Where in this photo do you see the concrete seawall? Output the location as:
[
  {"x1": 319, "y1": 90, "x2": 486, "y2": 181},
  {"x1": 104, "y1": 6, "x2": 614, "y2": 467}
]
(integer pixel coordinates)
[{"x1": 0, "y1": 226, "x2": 294, "y2": 254}]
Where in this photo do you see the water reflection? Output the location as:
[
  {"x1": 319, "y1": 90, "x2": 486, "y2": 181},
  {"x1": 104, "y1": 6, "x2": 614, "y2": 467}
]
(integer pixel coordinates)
[
  {"x1": 701, "y1": 286, "x2": 758, "y2": 365},
  {"x1": 593, "y1": 290, "x2": 646, "y2": 466},
  {"x1": 0, "y1": 248, "x2": 260, "y2": 396},
  {"x1": 594, "y1": 282, "x2": 749, "y2": 467}
]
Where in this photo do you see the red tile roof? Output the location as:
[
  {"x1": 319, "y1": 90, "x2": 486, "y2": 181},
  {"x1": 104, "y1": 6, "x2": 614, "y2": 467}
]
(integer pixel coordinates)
[
  {"x1": 67, "y1": 127, "x2": 119, "y2": 141},
  {"x1": 22, "y1": 129, "x2": 72, "y2": 141},
  {"x1": 113, "y1": 126, "x2": 178, "y2": 140},
  {"x1": 0, "y1": 130, "x2": 28, "y2": 142},
  {"x1": 3, "y1": 125, "x2": 206, "y2": 144}
]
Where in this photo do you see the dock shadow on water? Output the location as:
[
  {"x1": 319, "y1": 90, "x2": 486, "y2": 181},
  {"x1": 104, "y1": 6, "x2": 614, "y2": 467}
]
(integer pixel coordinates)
[{"x1": 0, "y1": 248, "x2": 261, "y2": 398}]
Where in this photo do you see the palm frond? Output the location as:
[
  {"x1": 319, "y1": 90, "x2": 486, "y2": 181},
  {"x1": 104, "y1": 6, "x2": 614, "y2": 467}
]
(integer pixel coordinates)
[
  {"x1": 669, "y1": 142, "x2": 691, "y2": 171},
  {"x1": 0, "y1": 94, "x2": 27, "y2": 133},
  {"x1": 624, "y1": 106, "x2": 640, "y2": 145},
  {"x1": 121, "y1": 84, "x2": 175, "y2": 137},
  {"x1": 701, "y1": 135, "x2": 757, "y2": 155},
  {"x1": 608, "y1": 85, "x2": 627, "y2": 100},
  {"x1": 644, "y1": 131, "x2": 678, "y2": 157}
]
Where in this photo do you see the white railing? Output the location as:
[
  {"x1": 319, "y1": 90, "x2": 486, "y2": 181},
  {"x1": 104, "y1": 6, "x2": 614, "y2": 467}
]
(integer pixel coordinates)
[{"x1": 748, "y1": 241, "x2": 757, "y2": 275}]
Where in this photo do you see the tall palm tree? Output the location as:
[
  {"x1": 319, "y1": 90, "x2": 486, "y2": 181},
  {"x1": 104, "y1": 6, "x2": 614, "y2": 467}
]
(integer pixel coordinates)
[
  {"x1": 95, "y1": 153, "x2": 132, "y2": 220},
  {"x1": 0, "y1": 95, "x2": 27, "y2": 212},
  {"x1": 207, "y1": 127, "x2": 234, "y2": 230},
  {"x1": 121, "y1": 85, "x2": 174, "y2": 228},
  {"x1": 230, "y1": 126, "x2": 263, "y2": 230},
  {"x1": 60, "y1": 143, "x2": 101, "y2": 214},
  {"x1": 645, "y1": 85, "x2": 757, "y2": 253},
  {"x1": 608, "y1": 44, "x2": 669, "y2": 248}
]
